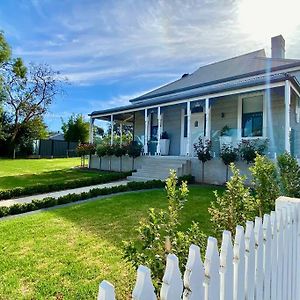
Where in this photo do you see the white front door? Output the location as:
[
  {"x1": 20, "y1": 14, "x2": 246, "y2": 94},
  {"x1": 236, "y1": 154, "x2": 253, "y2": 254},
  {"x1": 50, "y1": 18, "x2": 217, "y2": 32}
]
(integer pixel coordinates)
[{"x1": 180, "y1": 110, "x2": 205, "y2": 156}]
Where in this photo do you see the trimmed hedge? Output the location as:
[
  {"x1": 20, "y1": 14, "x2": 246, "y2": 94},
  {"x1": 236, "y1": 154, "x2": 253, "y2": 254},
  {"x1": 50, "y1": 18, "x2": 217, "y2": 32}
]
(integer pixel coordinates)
[
  {"x1": 0, "y1": 172, "x2": 131, "y2": 200},
  {"x1": 0, "y1": 175, "x2": 195, "y2": 218}
]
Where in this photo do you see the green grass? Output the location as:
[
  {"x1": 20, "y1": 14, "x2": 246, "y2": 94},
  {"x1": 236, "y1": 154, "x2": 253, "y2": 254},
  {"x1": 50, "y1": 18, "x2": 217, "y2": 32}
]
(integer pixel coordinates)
[
  {"x1": 0, "y1": 185, "x2": 222, "y2": 299},
  {"x1": 0, "y1": 158, "x2": 111, "y2": 190}
]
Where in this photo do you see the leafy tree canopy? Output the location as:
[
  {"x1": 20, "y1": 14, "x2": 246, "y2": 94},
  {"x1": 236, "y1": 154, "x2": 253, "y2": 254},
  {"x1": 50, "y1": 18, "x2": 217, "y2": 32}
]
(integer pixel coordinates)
[{"x1": 61, "y1": 114, "x2": 90, "y2": 143}]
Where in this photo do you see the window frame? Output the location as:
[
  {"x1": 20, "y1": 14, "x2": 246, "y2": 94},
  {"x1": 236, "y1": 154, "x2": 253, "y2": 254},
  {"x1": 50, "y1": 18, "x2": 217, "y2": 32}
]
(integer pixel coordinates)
[{"x1": 237, "y1": 91, "x2": 266, "y2": 140}]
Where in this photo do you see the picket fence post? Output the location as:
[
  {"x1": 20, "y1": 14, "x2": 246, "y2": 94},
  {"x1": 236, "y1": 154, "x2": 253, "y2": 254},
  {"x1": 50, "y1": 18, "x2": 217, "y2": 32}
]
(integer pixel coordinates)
[
  {"x1": 245, "y1": 220, "x2": 255, "y2": 300},
  {"x1": 183, "y1": 244, "x2": 204, "y2": 300},
  {"x1": 160, "y1": 254, "x2": 183, "y2": 300},
  {"x1": 233, "y1": 225, "x2": 245, "y2": 300},
  {"x1": 219, "y1": 230, "x2": 233, "y2": 300},
  {"x1": 203, "y1": 237, "x2": 219, "y2": 300},
  {"x1": 97, "y1": 280, "x2": 115, "y2": 300},
  {"x1": 98, "y1": 197, "x2": 300, "y2": 299},
  {"x1": 263, "y1": 214, "x2": 272, "y2": 300},
  {"x1": 132, "y1": 266, "x2": 156, "y2": 300},
  {"x1": 270, "y1": 211, "x2": 278, "y2": 300},
  {"x1": 254, "y1": 217, "x2": 264, "y2": 299}
]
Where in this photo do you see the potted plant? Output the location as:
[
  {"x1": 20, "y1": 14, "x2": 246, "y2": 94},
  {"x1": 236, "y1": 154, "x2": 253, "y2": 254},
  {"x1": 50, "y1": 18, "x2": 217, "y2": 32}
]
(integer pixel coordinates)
[
  {"x1": 127, "y1": 141, "x2": 143, "y2": 170},
  {"x1": 219, "y1": 125, "x2": 232, "y2": 148},
  {"x1": 159, "y1": 131, "x2": 170, "y2": 156},
  {"x1": 96, "y1": 144, "x2": 108, "y2": 170},
  {"x1": 220, "y1": 144, "x2": 238, "y2": 182}
]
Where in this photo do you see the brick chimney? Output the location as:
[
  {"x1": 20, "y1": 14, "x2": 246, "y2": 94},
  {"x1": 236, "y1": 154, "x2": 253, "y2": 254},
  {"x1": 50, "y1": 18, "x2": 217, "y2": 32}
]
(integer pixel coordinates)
[{"x1": 271, "y1": 35, "x2": 285, "y2": 59}]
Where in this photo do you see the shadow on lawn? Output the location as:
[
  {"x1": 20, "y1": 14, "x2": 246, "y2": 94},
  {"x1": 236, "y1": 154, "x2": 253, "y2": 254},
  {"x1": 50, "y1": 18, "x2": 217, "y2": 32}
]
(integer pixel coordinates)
[{"x1": 0, "y1": 169, "x2": 110, "y2": 190}]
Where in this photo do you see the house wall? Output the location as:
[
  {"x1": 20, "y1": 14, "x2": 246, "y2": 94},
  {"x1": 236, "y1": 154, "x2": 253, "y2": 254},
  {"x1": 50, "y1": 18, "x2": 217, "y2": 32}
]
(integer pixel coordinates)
[
  {"x1": 210, "y1": 95, "x2": 238, "y2": 155},
  {"x1": 162, "y1": 105, "x2": 182, "y2": 156},
  {"x1": 268, "y1": 88, "x2": 285, "y2": 155},
  {"x1": 210, "y1": 89, "x2": 286, "y2": 156},
  {"x1": 290, "y1": 93, "x2": 300, "y2": 158},
  {"x1": 133, "y1": 105, "x2": 183, "y2": 155}
]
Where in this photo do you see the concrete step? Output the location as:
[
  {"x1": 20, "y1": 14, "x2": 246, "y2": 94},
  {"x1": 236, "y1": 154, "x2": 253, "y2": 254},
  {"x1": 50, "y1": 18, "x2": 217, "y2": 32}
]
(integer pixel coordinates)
[{"x1": 127, "y1": 157, "x2": 191, "y2": 181}]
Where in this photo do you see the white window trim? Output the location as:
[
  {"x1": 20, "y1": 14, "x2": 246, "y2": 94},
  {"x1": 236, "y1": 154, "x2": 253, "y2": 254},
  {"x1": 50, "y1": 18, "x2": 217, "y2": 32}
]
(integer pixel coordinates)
[
  {"x1": 237, "y1": 91, "x2": 267, "y2": 140},
  {"x1": 296, "y1": 97, "x2": 300, "y2": 123}
]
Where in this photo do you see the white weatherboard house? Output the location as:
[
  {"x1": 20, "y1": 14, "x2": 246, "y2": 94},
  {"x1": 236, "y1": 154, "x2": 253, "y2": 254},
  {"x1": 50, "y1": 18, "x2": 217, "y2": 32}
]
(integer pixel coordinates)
[{"x1": 89, "y1": 35, "x2": 300, "y2": 184}]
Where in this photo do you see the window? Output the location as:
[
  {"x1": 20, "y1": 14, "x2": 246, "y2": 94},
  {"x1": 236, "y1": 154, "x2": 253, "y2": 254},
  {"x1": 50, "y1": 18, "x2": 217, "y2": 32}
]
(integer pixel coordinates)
[{"x1": 242, "y1": 95, "x2": 263, "y2": 137}]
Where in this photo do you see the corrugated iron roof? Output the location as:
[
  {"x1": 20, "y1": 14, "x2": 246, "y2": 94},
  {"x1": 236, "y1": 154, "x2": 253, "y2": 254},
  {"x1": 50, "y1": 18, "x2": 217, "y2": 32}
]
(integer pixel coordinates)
[{"x1": 91, "y1": 73, "x2": 299, "y2": 117}]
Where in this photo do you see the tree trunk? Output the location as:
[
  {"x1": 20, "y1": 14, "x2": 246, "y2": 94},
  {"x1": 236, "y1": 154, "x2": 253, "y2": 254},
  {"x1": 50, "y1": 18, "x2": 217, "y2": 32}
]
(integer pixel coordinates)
[
  {"x1": 132, "y1": 157, "x2": 135, "y2": 170},
  {"x1": 202, "y1": 162, "x2": 205, "y2": 182},
  {"x1": 99, "y1": 157, "x2": 102, "y2": 170},
  {"x1": 120, "y1": 156, "x2": 122, "y2": 172},
  {"x1": 12, "y1": 147, "x2": 16, "y2": 159},
  {"x1": 109, "y1": 156, "x2": 112, "y2": 171}
]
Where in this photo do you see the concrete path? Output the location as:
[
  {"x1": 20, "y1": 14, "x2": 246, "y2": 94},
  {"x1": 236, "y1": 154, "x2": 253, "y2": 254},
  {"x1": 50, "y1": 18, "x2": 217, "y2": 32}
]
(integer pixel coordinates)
[{"x1": 0, "y1": 180, "x2": 129, "y2": 207}]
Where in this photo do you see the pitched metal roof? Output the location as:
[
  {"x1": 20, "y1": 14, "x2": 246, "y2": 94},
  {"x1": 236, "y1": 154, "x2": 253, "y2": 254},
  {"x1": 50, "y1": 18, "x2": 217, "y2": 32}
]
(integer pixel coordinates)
[
  {"x1": 91, "y1": 73, "x2": 299, "y2": 117},
  {"x1": 131, "y1": 50, "x2": 300, "y2": 103}
]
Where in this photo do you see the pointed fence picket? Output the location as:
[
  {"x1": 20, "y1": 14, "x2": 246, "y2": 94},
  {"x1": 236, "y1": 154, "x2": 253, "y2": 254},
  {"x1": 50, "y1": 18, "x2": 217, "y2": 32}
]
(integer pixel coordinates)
[{"x1": 97, "y1": 196, "x2": 300, "y2": 300}]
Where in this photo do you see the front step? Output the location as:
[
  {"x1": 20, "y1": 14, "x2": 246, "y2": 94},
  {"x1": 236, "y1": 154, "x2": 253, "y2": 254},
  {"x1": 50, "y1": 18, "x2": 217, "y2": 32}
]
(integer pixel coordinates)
[{"x1": 127, "y1": 157, "x2": 191, "y2": 181}]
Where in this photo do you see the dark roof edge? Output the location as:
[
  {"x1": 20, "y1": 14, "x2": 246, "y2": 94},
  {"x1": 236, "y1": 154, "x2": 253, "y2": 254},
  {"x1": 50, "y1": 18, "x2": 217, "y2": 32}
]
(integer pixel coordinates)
[{"x1": 130, "y1": 61, "x2": 300, "y2": 103}]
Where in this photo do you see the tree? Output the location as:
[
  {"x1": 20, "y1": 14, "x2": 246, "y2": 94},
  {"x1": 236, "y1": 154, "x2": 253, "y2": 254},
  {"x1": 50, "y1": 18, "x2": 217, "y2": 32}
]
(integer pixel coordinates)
[
  {"x1": 209, "y1": 163, "x2": 257, "y2": 237},
  {"x1": 193, "y1": 138, "x2": 212, "y2": 182},
  {"x1": 61, "y1": 114, "x2": 89, "y2": 143},
  {"x1": 277, "y1": 152, "x2": 300, "y2": 198},
  {"x1": 220, "y1": 144, "x2": 238, "y2": 182},
  {"x1": 0, "y1": 31, "x2": 11, "y2": 68},
  {"x1": 1, "y1": 62, "x2": 64, "y2": 158},
  {"x1": 249, "y1": 154, "x2": 280, "y2": 217},
  {"x1": 123, "y1": 171, "x2": 206, "y2": 291}
]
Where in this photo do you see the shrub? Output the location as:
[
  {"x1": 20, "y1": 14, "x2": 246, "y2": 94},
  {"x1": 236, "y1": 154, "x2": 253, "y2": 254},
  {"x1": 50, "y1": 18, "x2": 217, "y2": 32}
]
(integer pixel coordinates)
[
  {"x1": 123, "y1": 171, "x2": 207, "y2": 291},
  {"x1": 126, "y1": 141, "x2": 143, "y2": 170},
  {"x1": 220, "y1": 144, "x2": 238, "y2": 181},
  {"x1": 209, "y1": 163, "x2": 256, "y2": 237},
  {"x1": 238, "y1": 139, "x2": 268, "y2": 164},
  {"x1": 193, "y1": 138, "x2": 212, "y2": 182},
  {"x1": 0, "y1": 172, "x2": 130, "y2": 200},
  {"x1": 76, "y1": 143, "x2": 96, "y2": 167},
  {"x1": 96, "y1": 144, "x2": 109, "y2": 169},
  {"x1": 277, "y1": 152, "x2": 300, "y2": 198},
  {"x1": 249, "y1": 154, "x2": 280, "y2": 217},
  {"x1": 0, "y1": 175, "x2": 193, "y2": 218}
]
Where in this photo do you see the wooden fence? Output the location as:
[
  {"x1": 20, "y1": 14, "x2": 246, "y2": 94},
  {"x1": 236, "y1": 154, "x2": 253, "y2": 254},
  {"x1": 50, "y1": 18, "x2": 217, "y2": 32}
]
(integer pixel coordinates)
[{"x1": 97, "y1": 196, "x2": 300, "y2": 300}]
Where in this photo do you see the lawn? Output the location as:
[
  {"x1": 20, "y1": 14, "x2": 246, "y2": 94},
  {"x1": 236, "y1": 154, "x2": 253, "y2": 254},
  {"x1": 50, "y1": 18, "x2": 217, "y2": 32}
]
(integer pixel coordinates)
[
  {"x1": 0, "y1": 158, "x2": 112, "y2": 190},
  {"x1": 0, "y1": 185, "x2": 222, "y2": 299}
]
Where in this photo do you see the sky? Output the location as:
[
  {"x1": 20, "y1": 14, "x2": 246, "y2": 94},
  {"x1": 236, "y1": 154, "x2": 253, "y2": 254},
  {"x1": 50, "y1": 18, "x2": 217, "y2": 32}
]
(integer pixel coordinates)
[{"x1": 1, "y1": 0, "x2": 300, "y2": 132}]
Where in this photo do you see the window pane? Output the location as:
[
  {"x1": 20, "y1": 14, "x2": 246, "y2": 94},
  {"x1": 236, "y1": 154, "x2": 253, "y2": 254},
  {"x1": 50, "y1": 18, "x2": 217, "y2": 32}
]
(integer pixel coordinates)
[
  {"x1": 243, "y1": 95, "x2": 263, "y2": 113},
  {"x1": 242, "y1": 112, "x2": 263, "y2": 137},
  {"x1": 184, "y1": 116, "x2": 187, "y2": 137},
  {"x1": 242, "y1": 94, "x2": 263, "y2": 137}
]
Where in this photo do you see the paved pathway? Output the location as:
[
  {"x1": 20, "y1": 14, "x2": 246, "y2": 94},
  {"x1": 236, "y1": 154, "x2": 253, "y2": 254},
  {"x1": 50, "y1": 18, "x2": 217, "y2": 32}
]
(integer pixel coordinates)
[{"x1": 0, "y1": 180, "x2": 129, "y2": 207}]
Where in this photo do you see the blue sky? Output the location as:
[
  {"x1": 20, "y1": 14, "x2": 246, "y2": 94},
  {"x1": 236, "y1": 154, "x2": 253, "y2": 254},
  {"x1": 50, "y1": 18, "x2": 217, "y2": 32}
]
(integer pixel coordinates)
[{"x1": 1, "y1": 0, "x2": 300, "y2": 131}]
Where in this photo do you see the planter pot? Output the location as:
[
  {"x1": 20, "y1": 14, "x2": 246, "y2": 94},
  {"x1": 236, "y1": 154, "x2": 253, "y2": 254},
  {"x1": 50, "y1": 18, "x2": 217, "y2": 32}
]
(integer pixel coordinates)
[
  {"x1": 219, "y1": 136, "x2": 232, "y2": 148},
  {"x1": 159, "y1": 139, "x2": 170, "y2": 156}
]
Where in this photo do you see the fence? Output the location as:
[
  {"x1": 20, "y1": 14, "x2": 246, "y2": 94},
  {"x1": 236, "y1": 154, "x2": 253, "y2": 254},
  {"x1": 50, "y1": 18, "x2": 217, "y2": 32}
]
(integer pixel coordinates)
[
  {"x1": 34, "y1": 140, "x2": 78, "y2": 158},
  {"x1": 97, "y1": 196, "x2": 300, "y2": 300}
]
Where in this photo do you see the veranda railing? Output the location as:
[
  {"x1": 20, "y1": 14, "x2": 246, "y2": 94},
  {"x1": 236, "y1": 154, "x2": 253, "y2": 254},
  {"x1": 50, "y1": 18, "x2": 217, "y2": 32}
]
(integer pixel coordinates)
[{"x1": 97, "y1": 196, "x2": 300, "y2": 300}]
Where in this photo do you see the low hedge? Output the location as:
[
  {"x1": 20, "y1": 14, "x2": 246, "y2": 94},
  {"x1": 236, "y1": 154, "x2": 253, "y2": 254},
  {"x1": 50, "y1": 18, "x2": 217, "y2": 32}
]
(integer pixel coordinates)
[
  {"x1": 0, "y1": 175, "x2": 195, "y2": 218},
  {"x1": 0, "y1": 172, "x2": 132, "y2": 201}
]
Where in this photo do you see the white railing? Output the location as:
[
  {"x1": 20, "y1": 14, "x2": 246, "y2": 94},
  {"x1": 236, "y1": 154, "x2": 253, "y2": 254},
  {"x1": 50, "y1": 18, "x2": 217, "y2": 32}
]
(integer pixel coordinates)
[{"x1": 97, "y1": 196, "x2": 300, "y2": 300}]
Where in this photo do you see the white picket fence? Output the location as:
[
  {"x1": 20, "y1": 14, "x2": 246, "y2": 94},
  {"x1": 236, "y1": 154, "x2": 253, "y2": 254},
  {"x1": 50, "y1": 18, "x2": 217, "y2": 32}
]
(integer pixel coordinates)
[{"x1": 97, "y1": 196, "x2": 300, "y2": 300}]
